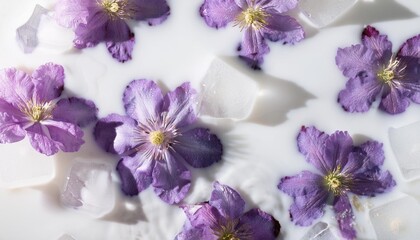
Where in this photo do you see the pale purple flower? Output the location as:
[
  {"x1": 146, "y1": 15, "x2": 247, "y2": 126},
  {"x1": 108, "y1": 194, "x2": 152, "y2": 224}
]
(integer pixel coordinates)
[
  {"x1": 54, "y1": 0, "x2": 170, "y2": 62},
  {"x1": 336, "y1": 25, "x2": 420, "y2": 114},
  {"x1": 200, "y1": 0, "x2": 304, "y2": 69},
  {"x1": 278, "y1": 126, "x2": 395, "y2": 240},
  {"x1": 175, "y1": 181, "x2": 280, "y2": 240},
  {"x1": 0, "y1": 63, "x2": 98, "y2": 156},
  {"x1": 94, "y1": 80, "x2": 223, "y2": 204}
]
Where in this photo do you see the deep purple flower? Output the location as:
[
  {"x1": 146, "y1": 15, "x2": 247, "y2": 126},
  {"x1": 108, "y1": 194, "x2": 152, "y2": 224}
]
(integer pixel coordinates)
[
  {"x1": 278, "y1": 126, "x2": 395, "y2": 240},
  {"x1": 54, "y1": 0, "x2": 170, "y2": 62},
  {"x1": 336, "y1": 25, "x2": 420, "y2": 114},
  {"x1": 200, "y1": 0, "x2": 304, "y2": 69},
  {"x1": 175, "y1": 181, "x2": 280, "y2": 240},
  {"x1": 94, "y1": 80, "x2": 223, "y2": 204},
  {"x1": 0, "y1": 63, "x2": 98, "y2": 156}
]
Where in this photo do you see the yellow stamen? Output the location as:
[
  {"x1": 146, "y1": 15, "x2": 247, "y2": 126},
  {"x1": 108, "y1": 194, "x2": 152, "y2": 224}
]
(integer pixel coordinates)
[
  {"x1": 377, "y1": 69, "x2": 395, "y2": 84},
  {"x1": 22, "y1": 101, "x2": 53, "y2": 122},
  {"x1": 324, "y1": 167, "x2": 346, "y2": 195},
  {"x1": 100, "y1": 0, "x2": 131, "y2": 19},
  {"x1": 235, "y1": 7, "x2": 268, "y2": 30},
  {"x1": 220, "y1": 233, "x2": 239, "y2": 240},
  {"x1": 377, "y1": 58, "x2": 405, "y2": 84},
  {"x1": 149, "y1": 131, "x2": 165, "y2": 146}
]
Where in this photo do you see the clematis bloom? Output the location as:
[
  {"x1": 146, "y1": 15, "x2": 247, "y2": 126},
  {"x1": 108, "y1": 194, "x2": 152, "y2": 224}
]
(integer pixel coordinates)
[
  {"x1": 336, "y1": 25, "x2": 420, "y2": 114},
  {"x1": 278, "y1": 126, "x2": 395, "y2": 239},
  {"x1": 94, "y1": 79, "x2": 223, "y2": 204},
  {"x1": 0, "y1": 63, "x2": 97, "y2": 156},
  {"x1": 175, "y1": 181, "x2": 280, "y2": 240},
  {"x1": 200, "y1": 0, "x2": 305, "y2": 69},
  {"x1": 54, "y1": 0, "x2": 170, "y2": 62}
]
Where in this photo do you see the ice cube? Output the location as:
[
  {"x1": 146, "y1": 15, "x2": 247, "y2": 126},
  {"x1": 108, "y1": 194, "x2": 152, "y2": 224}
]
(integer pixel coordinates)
[
  {"x1": 16, "y1": 4, "x2": 49, "y2": 53},
  {"x1": 0, "y1": 139, "x2": 55, "y2": 188},
  {"x1": 389, "y1": 121, "x2": 420, "y2": 180},
  {"x1": 298, "y1": 0, "x2": 357, "y2": 28},
  {"x1": 57, "y1": 234, "x2": 76, "y2": 240},
  {"x1": 301, "y1": 222, "x2": 339, "y2": 240},
  {"x1": 36, "y1": 14, "x2": 74, "y2": 54},
  {"x1": 198, "y1": 58, "x2": 258, "y2": 120},
  {"x1": 61, "y1": 159, "x2": 115, "y2": 218},
  {"x1": 369, "y1": 196, "x2": 420, "y2": 240}
]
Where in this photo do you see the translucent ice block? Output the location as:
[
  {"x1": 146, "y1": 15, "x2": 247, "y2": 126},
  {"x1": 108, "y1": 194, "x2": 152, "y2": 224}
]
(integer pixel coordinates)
[
  {"x1": 298, "y1": 0, "x2": 357, "y2": 28},
  {"x1": 369, "y1": 197, "x2": 420, "y2": 240},
  {"x1": 0, "y1": 139, "x2": 55, "y2": 188},
  {"x1": 16, "y1": 5, "x2": 49, "y2": 53},
  {"x1": 57, "y1": 234, "x2": 76, "y2": 240},
  {"x1": 198, "y1": 58, "x2": 258, "y2": 120},
  {"x1": 301, "y1": 222, "x2": 339, "y2": 240},
  {"x1": 61, "y1": 159, "x2": 115, "y2": 218},
  {"x1": 389, "y1": 121, "x2": 420, "y2": 180}
]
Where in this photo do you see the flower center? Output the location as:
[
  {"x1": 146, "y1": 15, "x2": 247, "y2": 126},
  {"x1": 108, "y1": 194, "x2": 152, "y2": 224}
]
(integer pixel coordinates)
[
  {"x1": 377, "y1": 58, "x2": 405, "y2": 84},
  {"x1": 324, "y1": 168, "x2": 348, "y2": 196},
  {"x1": 100, "y1": 0, "x2": 131, "y2": 19},
  {"x1": 235, "y1": 7, "x2": 268, "y2": 30},
  {"x1": 149, "y1": 131, "x2": 165, "y2": 146},
  {"x1": 219, "y1": 233, "x2": 239, "y2": 240},
  {"x1": 23, "y1": 101, "x2": 54, "y2": 122}
]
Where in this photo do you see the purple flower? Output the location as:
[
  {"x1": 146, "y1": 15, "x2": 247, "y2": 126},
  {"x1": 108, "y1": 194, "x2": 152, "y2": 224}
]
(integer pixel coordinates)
[
  {"x1": 0, "y1": 63, "x2": 98, "y2": 156},
  {"x1": 54, "y1": 0, "x2": 170, "y2": 62},
  {"x1": 175, "y1": 181, "x2": 280, "y2": 240},
  {"x1": 94, "y1": 80, "x2": 223, "y2": 204},
  {"x1": 200, "y1": 0, "x2": 304, "y2": 69},
  {"x1": 336, "y1": 25, "x2": 420, "y2": 114},
  {"x1": 278, "y1": 126, "x2": 395, "y2": 240}
]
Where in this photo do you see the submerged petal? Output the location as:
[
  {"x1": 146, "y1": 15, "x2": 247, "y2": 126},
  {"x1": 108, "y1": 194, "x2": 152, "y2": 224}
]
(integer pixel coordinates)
[
  {"x1": 335, "y1": 44, "x2": 377, "y2": 78},
  {"x1": 324, "y1": 130, "x2": 353, "y2": 169},
  {"x1": 238, "y1": 27, "x2": 269, "y2": 69},
  {"x1": 239, "y1": 208, "x2": 280, "y2": 240},
  {"x1": 32, "y1": 63, "x2": 64, "y2": 102},
  {"x1": 199, "y1": 0, "x2": 242, "y2": 29},
  {"x1": 116, "y1": 154, "x2": 155, "y2": 196},
  {"x1": 0, "y1": 68, "x2": 33, "y2": 106},
  {"x1": 259, "y1": 0, "x2": 298, "y2": 13},
  {"x1": 398, "y1": 34, "x2": 420, "y2": 58},
  {"x1": 278, "y1": 170, "x2": 325, "y2": 198},
  {"x1": 338, "y1": 74, "x2": 382, "y2": 113},
  {"x1": 262, "y1": 13, "x2": 304, "y2": 44},
  {"x1": 0, "y1": 99, "x2": 26, "y2": 143},
  {"x1": 209, "y1": 181, "x2": 245, "y2": 219},
  {"x1": 52, "y1": 97, "x2": 97, "y2": 127},
  {"x1": 333, "y1": 195, "x2": 356, "y2": 240},
  {"x1": 73, "y1": 10, "x2": 109, "y2": 48},
  {"x1": 106, "y1": 34, "x2": 135, "y2": 63},
  {"x1": 297, "y1": 126, "x2": 330, "y2": 174},
  {"x1": 379, "y1": 86, "x2": 410, "y2": 114},
  {"x1": 162, "y1": 82, "x2": 197, "y2": 128},
  {"x1": 362, "y1": 25, "x2": 392, "y2": 61},
  {"x1": 349, "y1": 169, "x2": 396, "y2": 196},
  {"x1": 131, "y1": 0, "x2": 170, "y2": 25},
  {"x1": 181, "y1": 203, "x2": 221, "y2": 229},
  {"x1": 173, "y1": 127, "x2": 223, "y2": 168},
  {"x1": 152, "y1": 152, "x2": 191, "y2": 204},
  {"x1": 54, "y1": 0, "x2": 95, "y2": 29},
  {"x1": 123, "y1": 79, "x2": 163, "y2": 124}
]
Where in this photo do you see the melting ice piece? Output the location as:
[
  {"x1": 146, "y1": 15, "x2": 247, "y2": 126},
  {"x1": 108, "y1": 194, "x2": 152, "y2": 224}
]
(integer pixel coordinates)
[
  {"x1": 369, "y1": 197, "x2": 420, "y2": 240},
  {"x1": 0, "y1": 139, "x2": 55, "y2": 188},
  {"x1": 36, "y1": 14, "x2": 74, "y2": 54},
  {"x1": 301, "y1": 222, "x2": 339, "y2": 240},
  {"x1": 16, "y1": 4, "x2": 49, "y2": 53},
  {"x1": 298, "y1": 0, "x2": 357, "y2": 28},
  {"x1": 57, "y1": 234, "x2": 76, "y2": 240},
  {"x1": 61, "y1": 159, "x2": 115, "y2": 218},
  {"x1": 199, "y1": 58, "x2": 258, "y2": 120},
  {"x1": 389, "y1": 121, "x2": 420, "y2": 180}
]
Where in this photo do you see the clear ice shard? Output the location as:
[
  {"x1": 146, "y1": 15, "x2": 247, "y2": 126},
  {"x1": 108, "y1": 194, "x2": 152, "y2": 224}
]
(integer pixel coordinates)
[
  {"x1": 298, "y1": 0, "x2": 357, "y2": 28},
  {"x1": 300, "y1": 222, "x2": 339, "y2": 240},
  {"x1": 369, "y1": 196, "x2": 420, "y2": 240},
  {"x1": 389, "y1": 121, "x2": 420, "y2": 180},
  {"x1": 57, "y1": 234, "x2": 76, "y2": 240},
  {"x1": 16, "y1": 4, "x2": 49, "y2": 53},
  {"x1": 0, "y1": 139, "x2": 55, "y2": 188},
  {"x1": 198, "y1": 58, "x2": 258, "y2": 120},
  {"x1": 61, "y1": 159, "x2": 115, "y2": 218}
]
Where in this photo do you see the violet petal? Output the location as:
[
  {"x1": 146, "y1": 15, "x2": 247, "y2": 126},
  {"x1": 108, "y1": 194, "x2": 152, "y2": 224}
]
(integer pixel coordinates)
[
  {"x1": 238, "y1": 27, "x2": 269, "y2": 69},
  {"x1": 162, "y1": 82, "x2": 197, "y2": 128},
  {"x1": 32, "y1": 63, "x2": 65, "y2": 102},
  {"x1": 152, "y1": 152, "x2": 191, "y2": 204},
  {"x1": 173, "y1": 127, "x2": 222, "y2": 168},
  {"x1": 261, "y1": 0, "x2": 299, "y2": 13},
  {"x1": 106, "y1": 34, "x2": 135, "y2": 63},
  {"x1": 324, "y1": 130, "x2": 353, "y2": 170},
  {"x1": 116, "y1": 154, "x2": 155, "y2": 196},
  {"x1": 349, "y1": 169, "x2": 396, "y2": 196},
  {"x1": 209, "y1": 181, "x2": 245, "y2": 219},
  {"x1": 0, "y1": 68, "x2": 34, "y2": 106},
  {"x1": 379, "y1": 86, "x2": 410, "y2": 114},
  {"x1": 131, "y1": 0, "x2": 170, "y2": 25},
  {"x1": 398, "y1": 34, "x2": 420, "y2": 57},
  {"x1": 262, "y1": 12, "x2": 304, "y2": 45},
  {"x1": 0, "y1": 99, "x2": 26, "y2": 143},
  {"x1": 239, "y1": 208, "x2": 280, "y2": 240},
  {"x1": 123, "y1": 79, "x2": 163, "y2": 124},
  {"x1": 335, "y1": 45, "x2": 377, "y2": 78},
  {"x1": 73, "y1": 10, "x2": 108, "y2": 48},
  {"x1": 54, "y1": 0, "x2": 95, "y2": 29},
  {"x1": 338, "y1": 75, "x2": 382, "y2": 113},
  {"x1": 199, "y1": 0, "x2": 242, "y2": 29},
  {"x1": 278, "y1": 170, "x2": 325, "y2": 198},
  {"x1": 297, "y1": 126, "x2": 330, "y2": 174},
  {"x1": 52, "y1": 97, "x2": 97, "y2": 127},
  {"x1": 361, "y1": 26, "x2": 392, "y2": 61},
  {"x1": 288, "y1": 188, "x2": 329, "y2": 226},
  {"x1": 333, "y1": 195, "x2": 356, "y2": 240},
  {"x1": 181, "y1": 203, "x2": 221, "y2": 229},
  {"x1": 104, "y1": 18, "x2": 132, "y2": 43}
]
